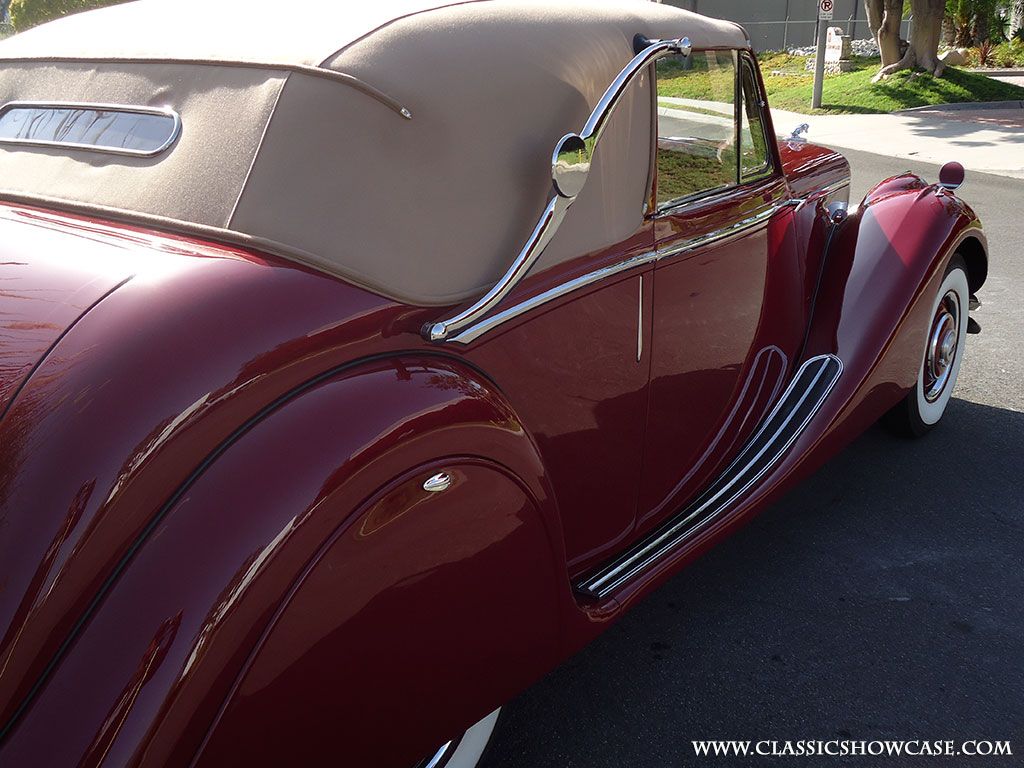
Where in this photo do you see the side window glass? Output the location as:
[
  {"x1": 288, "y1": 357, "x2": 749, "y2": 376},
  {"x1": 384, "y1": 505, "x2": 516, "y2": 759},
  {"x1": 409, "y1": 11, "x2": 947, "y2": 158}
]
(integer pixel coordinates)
[
  {"x1": 740, "y1": 57, "x2": 773, "y2": 182},
  {"x1": 655, "y1": 51, "x2": 737, "y2": 209}
]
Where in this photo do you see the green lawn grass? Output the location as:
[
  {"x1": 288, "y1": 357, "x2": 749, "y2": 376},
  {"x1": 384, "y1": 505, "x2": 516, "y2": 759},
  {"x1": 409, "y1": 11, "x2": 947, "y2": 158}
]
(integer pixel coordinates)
[{"x1": 757, "y1": 53, "x2": 1024, "y2": 114}]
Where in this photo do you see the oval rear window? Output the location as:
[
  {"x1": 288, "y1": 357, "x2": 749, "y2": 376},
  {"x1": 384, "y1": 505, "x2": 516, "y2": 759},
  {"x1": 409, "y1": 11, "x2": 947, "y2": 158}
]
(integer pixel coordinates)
[{"x1": 0, "y1": 102, "x2": 180, "y2": 157}]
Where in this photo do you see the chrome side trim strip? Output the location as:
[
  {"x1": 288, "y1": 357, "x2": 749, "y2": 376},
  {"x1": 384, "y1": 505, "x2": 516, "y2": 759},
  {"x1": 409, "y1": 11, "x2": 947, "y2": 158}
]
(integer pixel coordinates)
[
  {"x1": 0, "y1": 101, "x2": 181, "y2": 158},
  {"x1": 786, "y1": 177, "x2": 851, "y2": 212},
  {"x1": 576, "y1": 353, "x2": 843, "y2": 600},
  {"x1": 422, "y1": 741, "x2": 454, "y2": 768},
  {"x1": 653, "y1": 203, "x2": 775, "y2": 262},
  {"x1": 448, "y1": 249, "x2": 653, "y2": 345},
  {"x1": 447, "y1": 201, "x2": 784, "y2": 345}
]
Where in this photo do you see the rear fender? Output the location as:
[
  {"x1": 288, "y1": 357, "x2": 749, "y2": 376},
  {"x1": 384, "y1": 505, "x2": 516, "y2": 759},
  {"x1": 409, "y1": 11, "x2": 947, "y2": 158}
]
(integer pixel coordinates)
[{"x1": 0, "y1": 355, "x2": 567, "y2": 768}]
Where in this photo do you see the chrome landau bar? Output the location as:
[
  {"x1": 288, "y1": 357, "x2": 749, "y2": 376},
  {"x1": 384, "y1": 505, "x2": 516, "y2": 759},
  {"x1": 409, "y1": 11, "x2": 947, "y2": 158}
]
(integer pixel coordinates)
[{"x1": 423, "y1": 36, "x2": 691, "y2": 343}]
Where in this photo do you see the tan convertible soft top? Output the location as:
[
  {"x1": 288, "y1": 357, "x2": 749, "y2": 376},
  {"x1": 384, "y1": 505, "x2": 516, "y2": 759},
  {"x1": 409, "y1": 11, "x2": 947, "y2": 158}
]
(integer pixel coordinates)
[{"x1": 0, "y1": 0, "x2": 747, "y2": 305}]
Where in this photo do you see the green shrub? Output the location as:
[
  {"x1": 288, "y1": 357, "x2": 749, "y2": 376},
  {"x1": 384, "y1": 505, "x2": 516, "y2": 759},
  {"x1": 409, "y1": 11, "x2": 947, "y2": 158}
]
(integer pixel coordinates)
[
  {"x1": 989, "y1": 39, "x2": 1024, "y2": 68},
  {"x1": 9, "y1": 0, "x2": 131, "y2": 32}
]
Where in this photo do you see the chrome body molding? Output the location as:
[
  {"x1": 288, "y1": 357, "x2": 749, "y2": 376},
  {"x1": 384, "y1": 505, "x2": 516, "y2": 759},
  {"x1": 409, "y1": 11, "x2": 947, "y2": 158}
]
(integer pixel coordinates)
[
  {"x1": 637, "y1": 275, "x2": 644, "y2": 363},
  {"x1": 0, "y1": 101, "x2": 181, "y2": 157},
  {"x1": 652, "y1": 201, "x2": 776, "y2": 262},
  {"x1": 422, "y1": 472, "x2": 453, "y2": 493},
  {"x1": 441, "y1": 178, "x2": 847, "y2": 346},
  {"x1": 786, "y1": 177, "x2": 852, "y2": 212},
  {"x1": 422, "y1": 740, "x2": 454, "y2": 768},
  {"x1": 424, "y1": 37, "x2": 690, "y2": 344},
  {"x1": 447, "y1": 199, "x2": 784, "y2": 345},
  {"x1": 448, "y1": 248, "x2": 652, "y2": 345},
  {"x1": 576, "y1": 354, "x2": 843, "y2": 600}
]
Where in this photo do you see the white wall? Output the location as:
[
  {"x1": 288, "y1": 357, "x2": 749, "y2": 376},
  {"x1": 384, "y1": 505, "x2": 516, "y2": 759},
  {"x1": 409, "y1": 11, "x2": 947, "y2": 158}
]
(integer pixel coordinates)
[{"x1": 664, "y1": 0, "x2": 875, "y2": 51}]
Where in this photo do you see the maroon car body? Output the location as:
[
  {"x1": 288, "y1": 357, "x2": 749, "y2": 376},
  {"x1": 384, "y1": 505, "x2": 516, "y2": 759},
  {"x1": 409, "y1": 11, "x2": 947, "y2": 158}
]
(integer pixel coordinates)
[{"x1": 0, "y1": 1, "x2": 986, "y2": 766}]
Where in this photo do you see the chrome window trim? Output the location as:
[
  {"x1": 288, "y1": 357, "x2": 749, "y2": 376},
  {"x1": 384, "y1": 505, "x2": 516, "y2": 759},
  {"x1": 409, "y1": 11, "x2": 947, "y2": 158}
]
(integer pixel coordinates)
[
  {"x1": 0, "y1": 101, "x2": 181, "y2": 157},
  {"x1": 738, "y1": 53, "x2": 774, "y2": 183},
  {"x1": 447, "y1": 197, "x2": 786, "y2": 346},
  {"x1": 652, "y1": 200, "x2": 776, "y2": 262},
  {"x1": 654, "y1": 172, "x2": 784, "y2": 217}
]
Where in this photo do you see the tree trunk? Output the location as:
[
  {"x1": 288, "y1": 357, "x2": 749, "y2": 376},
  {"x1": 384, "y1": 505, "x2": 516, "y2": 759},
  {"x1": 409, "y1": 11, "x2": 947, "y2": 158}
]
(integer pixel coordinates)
[
  {"x1": 866, "y1": 0, "x2": 906, "y2": 68},
  {"x1": 1010, "y1": 0, "x2": 1023, "y2": 39},
  {"x1": 911, "y1": 0, "x2": 946, "y2": 73},
  {"x1": 873, "y1": 0, "x2": 946, "y2": 81},
  {"x1": 973, "y1": 3, "x2": 990, "y2": 45},
  {"x1": 941, "y1": 13, "x2": 956, "y2": 44},
  {"x1": 865, "y1": 0, "x2": 885, "y2": 57}
]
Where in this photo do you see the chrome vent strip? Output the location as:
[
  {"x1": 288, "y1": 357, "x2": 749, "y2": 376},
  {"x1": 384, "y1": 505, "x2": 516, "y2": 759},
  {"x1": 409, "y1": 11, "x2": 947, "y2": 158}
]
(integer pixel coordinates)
[{"x1": 576, "y1": 353, "x2": 842, "y2": 600}]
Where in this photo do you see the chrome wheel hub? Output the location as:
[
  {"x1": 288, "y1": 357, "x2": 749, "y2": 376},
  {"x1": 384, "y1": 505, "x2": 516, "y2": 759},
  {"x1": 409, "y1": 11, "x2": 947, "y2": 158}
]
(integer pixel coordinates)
[{"x1": 924, "y1": 291, "x2": 960, "y2": 403}]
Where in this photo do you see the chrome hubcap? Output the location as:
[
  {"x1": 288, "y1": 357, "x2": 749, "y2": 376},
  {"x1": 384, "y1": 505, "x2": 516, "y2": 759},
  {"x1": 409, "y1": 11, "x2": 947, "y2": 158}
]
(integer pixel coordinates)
[{"x1": 924, "y1": 291, "x2": 960, "y2": 403}]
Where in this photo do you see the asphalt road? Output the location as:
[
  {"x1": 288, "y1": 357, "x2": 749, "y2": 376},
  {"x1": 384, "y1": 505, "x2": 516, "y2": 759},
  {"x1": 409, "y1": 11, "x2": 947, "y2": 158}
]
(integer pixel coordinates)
[{"x1": 481, "y1": 151, "x2": 1024, "y2": 768}]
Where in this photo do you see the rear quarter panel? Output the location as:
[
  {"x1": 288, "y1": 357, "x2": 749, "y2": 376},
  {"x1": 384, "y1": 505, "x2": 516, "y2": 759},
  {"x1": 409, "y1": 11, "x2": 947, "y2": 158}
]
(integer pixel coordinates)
[{"x1": 0, "y1": 355, "x2": 566, "y2": 768}]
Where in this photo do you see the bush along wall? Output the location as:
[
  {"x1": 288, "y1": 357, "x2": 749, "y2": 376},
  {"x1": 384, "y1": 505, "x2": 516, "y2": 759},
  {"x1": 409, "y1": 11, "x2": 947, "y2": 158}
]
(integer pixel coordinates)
[{"x1": 9, "y1": 0, "x2": 131, "y2": 32}]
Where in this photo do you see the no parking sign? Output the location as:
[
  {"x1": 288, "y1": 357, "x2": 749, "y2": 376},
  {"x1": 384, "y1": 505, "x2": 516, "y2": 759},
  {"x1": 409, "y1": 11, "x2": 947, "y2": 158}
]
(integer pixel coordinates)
[{"x1": 819, "y1": 0, "x2": 834, "y2": 20}]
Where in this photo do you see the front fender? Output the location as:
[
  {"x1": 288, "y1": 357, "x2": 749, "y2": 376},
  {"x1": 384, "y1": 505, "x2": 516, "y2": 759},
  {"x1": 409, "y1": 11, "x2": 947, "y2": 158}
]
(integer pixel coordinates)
[
  {"x1": 0, "y1": 355, "x2": 565, "y2": 768},
  {"x1": 804, "y1": 174, "x2": 987, "y2": 428},
  {"x1": 597, "y1": 176, "x2": 989, "y2": 617}
]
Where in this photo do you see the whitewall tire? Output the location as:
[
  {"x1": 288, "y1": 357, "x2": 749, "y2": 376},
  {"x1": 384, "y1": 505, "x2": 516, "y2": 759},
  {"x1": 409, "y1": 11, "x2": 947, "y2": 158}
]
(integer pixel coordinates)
[
  {"x1": 413, "y1": 708, "x2": 501, "y2": 768},
  {"x1": 884, "y1": 255, "x2": 969, "y2": 437}
]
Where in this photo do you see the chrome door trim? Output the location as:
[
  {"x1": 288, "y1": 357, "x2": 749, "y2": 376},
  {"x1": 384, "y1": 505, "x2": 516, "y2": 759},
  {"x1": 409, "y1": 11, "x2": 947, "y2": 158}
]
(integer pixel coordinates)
[
  {"x1": 652, "y1": 201, "x2": 776, "y2": 262},
  {"x1": 446, "y1": 198, "x2": 790, "y2": 345},
  {"x1": 785, "y1": 177, "x2": 852, "y2": 212},
  {"x1": 0, "y1": 101, "x2": 181, "y2": 158},
  {"x1": 448, "y1": 249, "x2": 653, "y2": 345}
]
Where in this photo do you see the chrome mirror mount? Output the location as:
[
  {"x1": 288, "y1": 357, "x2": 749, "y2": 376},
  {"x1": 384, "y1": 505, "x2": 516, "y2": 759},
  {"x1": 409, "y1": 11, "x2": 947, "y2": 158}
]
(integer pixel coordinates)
[{"x1": 424, "y1": 36, "x2": 691, "y2": 344}]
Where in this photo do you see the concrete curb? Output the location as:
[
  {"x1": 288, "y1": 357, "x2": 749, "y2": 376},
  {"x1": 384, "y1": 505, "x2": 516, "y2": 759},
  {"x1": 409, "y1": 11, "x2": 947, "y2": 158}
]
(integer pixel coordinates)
[
  {"x1": 965, "y1": 67, "x2": 1024, "y2": 76},
  {"x1": 895, "y1": 101, "x2": 1024, "y2": 114}
]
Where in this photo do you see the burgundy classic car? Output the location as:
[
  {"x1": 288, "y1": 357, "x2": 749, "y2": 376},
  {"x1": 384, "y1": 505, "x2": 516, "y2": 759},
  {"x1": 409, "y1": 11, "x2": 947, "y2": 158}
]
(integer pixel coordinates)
[{"x1": 0, "y1": 1, "x2": 987, "y2": 766}]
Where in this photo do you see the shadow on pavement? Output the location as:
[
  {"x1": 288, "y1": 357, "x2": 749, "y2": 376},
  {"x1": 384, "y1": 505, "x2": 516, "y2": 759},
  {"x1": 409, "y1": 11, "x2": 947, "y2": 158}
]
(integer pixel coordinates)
[
  {"x1": 483, "y1": 398, "x2": 1024, "y2": 767},
  {"x1": 898, "y1": 110, "x2": 1024, "y2": 143}
]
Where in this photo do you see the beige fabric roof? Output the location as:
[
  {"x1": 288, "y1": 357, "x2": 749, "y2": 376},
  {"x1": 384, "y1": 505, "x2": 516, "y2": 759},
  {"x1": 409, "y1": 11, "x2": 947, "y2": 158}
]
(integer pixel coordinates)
[
  {"x1": 0, "y1": 0, "x2": 483, "y2": 68},
  {"x1": 0, "y1": 0, "x2": 748, "y2": 305}
]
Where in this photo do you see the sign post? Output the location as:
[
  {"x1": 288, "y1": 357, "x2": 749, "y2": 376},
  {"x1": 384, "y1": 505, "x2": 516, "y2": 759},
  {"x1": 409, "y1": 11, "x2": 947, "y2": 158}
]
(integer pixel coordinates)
[{"x1": 812, "y1": 0, "x2": 833, "y2": 109}]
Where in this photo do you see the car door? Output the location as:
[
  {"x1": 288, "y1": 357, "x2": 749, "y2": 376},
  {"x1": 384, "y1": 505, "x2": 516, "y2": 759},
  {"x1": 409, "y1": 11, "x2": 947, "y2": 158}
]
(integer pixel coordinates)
[
  {"x1": 460, "y1": 67, "x2": 656, "y2": 575},
  {"x1": 636, "y1": 49, "x2": 803, "y2": 533}
]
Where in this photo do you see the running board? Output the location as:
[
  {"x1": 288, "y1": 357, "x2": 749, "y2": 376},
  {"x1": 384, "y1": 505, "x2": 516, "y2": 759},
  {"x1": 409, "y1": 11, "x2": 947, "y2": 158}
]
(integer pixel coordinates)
[{"x1": 575, "y1": 354, "x2": 843, "y2": 600}]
